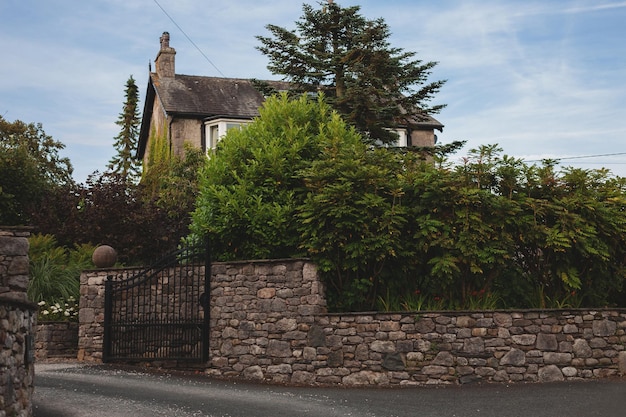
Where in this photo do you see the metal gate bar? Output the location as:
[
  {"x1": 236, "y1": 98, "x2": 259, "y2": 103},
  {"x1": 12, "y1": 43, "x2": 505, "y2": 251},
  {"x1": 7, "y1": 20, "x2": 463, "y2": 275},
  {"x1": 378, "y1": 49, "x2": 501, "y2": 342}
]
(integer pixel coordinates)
[{"x1": 103, "y1": 240, "x2": 210, "y2": 363}]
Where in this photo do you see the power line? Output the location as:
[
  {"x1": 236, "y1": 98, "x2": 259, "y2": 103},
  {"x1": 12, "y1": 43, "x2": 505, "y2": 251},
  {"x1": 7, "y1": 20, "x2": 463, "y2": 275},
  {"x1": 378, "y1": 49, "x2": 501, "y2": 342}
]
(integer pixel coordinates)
[
  {"x1": 152, "y1": 0, "x2": 226, "y2": 77},
  {"x1": 525, "y1": 152, "x2": 626, "y2": 163}
]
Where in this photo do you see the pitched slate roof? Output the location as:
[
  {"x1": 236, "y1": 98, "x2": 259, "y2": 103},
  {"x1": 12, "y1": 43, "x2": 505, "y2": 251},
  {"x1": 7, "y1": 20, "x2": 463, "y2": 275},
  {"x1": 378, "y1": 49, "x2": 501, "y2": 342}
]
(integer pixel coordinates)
[{"x1": 151, "y1": 73, "x2": 290, "y2": 118}]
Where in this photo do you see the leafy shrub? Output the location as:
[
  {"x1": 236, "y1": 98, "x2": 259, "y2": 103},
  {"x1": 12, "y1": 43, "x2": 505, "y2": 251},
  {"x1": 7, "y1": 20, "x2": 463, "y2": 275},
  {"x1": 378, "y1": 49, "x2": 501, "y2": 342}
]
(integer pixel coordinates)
[
  {"x1": 190, "y1": 94, "x2": 626, "y2": 312},
  {"x1": 28, "y1": 234, "x2": 96, "y2": 304},
  {"x1": 191, "y1": 93, "x2": 333, "y2": 260},
  {"x1": 36, "y1": 297, "x2": 79, "y2": 322}
]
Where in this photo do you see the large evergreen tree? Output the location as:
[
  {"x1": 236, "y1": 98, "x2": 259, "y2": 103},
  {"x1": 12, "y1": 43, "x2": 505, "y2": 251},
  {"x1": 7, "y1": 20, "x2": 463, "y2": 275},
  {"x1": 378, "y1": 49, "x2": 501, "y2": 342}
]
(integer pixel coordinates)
[
  {"x1": 256, "y1": 1, "x2": 446, "y2": 144},
  {"x1": 109, "y1": 76, "x2": 141, "y2": 181}
]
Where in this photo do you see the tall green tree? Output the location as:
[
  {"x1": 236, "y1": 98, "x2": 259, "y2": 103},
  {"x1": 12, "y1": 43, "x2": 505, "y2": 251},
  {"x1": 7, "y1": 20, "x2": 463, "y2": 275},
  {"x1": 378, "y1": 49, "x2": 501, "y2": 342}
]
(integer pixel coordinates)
[
  {"x1": 109, "y1": 76, "x2": 142, "y2": 182},
  {"x1": 256, "y1": 1, "x2": 446, "y2": 144},
  {"x1": 0, "y1": 115, "x2": 73, "y2": 225}
]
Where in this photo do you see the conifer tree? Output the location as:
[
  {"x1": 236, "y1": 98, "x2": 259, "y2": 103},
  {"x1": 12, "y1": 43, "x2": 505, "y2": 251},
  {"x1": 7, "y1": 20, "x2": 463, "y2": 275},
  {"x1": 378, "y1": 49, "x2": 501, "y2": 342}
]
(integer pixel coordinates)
[
  {"x1": 256, "y1": 1, "x2": 446, "y2": 144},
  {"x1": 109, "y1": 76, "x2": 141, "y2": 181}
]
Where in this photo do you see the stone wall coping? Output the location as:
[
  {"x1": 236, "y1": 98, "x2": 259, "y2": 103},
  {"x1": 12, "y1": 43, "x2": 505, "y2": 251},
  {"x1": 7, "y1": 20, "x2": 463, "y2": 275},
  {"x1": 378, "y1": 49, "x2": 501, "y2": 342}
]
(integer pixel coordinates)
[
  {"x1": 82, "y1": 257, "x2": 312, "y2": 273},
  {"x1": 0, "y1": 225, "x2": 34, "y2": 232},
  {"x1": 326, "y1": 308, "x2": 626, "y2": 316},
  {"x1": 0, "y1": 294, "x2": 37, "y2": 311},
  {"x1": 211, "y1": 257, "x2": 311, "y2": 265}
]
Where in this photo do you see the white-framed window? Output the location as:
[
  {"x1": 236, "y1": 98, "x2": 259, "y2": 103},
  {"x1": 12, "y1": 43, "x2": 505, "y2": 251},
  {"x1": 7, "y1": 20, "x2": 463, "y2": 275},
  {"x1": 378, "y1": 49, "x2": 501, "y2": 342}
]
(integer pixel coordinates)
[
  {"x1": 379, "y1": 128, "x2": 408, "y2": 147},
  {"x1": 392, "y1": 129, "x2": 408, "y2": 147},
  {"x1": 204, "y1": 118, "x2": 251, "y2": 151}
]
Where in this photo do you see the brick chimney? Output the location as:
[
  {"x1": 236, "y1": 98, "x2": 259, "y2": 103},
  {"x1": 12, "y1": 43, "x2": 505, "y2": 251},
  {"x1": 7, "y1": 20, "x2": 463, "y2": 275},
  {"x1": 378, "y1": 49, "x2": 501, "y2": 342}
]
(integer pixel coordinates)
[{"x1": 155, "y1": 31, "x2": 176, "y2": 78}]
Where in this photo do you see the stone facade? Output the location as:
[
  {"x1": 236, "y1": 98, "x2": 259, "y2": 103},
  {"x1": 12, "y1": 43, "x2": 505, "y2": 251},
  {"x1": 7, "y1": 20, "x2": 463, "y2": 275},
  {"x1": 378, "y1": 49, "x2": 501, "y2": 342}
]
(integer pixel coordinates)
[
  {"x1": 35, "y1": 322, "x2": 78, "y2": 360},
  {"x1": 79, "y1": 259, "x2": 626, "y2": 386},
  {"x1": 0, "y1": 227, "x2": 35, "y2": 417},
  {"x1": 309, "y1": 310, "x2": 626, "y2": 386}
]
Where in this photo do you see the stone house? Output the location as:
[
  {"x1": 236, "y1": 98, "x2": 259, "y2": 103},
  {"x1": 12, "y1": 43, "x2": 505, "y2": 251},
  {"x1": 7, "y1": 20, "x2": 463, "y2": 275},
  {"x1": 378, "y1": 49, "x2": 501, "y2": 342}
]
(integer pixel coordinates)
[{"x1": 137, "y1": 32, "x2": 443, "y2": 168}]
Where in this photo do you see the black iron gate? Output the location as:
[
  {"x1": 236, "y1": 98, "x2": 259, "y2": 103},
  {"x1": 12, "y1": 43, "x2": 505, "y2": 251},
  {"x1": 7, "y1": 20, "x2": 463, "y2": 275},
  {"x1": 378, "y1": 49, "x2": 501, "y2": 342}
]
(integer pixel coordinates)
[{"x1": 103, "y1": 240, "x2": 210, "y2": 363}]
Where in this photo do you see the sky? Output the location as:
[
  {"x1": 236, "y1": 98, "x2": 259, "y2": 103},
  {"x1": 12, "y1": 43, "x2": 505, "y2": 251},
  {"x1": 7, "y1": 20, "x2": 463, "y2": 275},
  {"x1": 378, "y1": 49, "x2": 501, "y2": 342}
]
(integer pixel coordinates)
[{"x1": 2, "y1": 0, "x2": 626, "y2": 184}]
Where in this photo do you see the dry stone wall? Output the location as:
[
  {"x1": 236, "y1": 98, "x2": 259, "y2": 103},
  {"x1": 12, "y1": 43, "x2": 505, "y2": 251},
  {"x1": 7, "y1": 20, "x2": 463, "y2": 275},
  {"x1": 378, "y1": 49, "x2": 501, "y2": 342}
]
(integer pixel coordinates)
[
  {"x1": 78, "y1": 268, "x2": 142, "y2": 362},
  {"x1": 79, "y1": 259, "x2": 626, "y2": 387},
  {"x1": 35, "y1": 322, "x2": 78, "y2": 360},
  {"x1": 307, "y1": 310, "x2": 626, "y2": 386},
  {"x1": 0, "y1": 226, "x2": 35, "y2": 417}
]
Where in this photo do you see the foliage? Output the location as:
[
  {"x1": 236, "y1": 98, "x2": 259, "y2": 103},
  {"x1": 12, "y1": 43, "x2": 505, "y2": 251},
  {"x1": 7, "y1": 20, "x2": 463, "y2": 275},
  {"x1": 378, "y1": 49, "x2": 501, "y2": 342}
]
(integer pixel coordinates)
[
  {"x1": 0, "y1": 115, "x2": 73, "y2": 225},
  {"x1": 146, "y1": 143, "x2": 205, "y2": 219},
  {"x1": 31, "y1": 153, "x2": 203, "y2": 266},
  {"x1": 190, "y1": 93, "x2": 334, "y2": 260},
  {"x1": 27, "y1": 234, "x2": 95, "y2": 304},
  {"x1": 37, "y1": 298, "x2": 79, "y2": 322},
  {"x1": 141, "y1": 121, "x2": 171, "y2": 196},
  {"x1": 109, "y1": 75, "x2": 142, "y2": 182},
  {"x1": 298, "y1": 134, "x2": 411, "y2": 310},
  {"x1": 256, "y1": 1, "x2": 445, "y2": 145},
  {"x1": 191, "y1": 94, "x2": 626, "y2": 312}
]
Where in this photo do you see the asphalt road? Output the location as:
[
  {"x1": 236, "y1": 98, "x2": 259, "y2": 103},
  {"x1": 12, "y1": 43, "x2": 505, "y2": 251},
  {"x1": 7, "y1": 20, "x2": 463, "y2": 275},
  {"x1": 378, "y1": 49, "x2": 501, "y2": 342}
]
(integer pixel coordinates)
[{"x1": 34, "y1": 362, "x2": 626, "y2": 417}]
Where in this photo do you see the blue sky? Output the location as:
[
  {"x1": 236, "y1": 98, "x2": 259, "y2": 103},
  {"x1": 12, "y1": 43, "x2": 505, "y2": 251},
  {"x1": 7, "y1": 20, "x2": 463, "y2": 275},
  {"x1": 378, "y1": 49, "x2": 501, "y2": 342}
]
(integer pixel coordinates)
[{"x1": 2, "y1": 0, "x2": 626, "y2": 183}]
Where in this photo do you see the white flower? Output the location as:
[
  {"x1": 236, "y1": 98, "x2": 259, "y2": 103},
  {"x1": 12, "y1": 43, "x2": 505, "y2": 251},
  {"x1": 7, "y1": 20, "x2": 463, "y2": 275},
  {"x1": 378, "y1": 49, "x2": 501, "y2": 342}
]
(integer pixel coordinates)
[
  {"x1": 42, "y1": 310, "x2": 49, "y2": 315},
  {"x1": 64, "y1": 311, "x2": 70, "y2": 317},
  {"x1": 38, "y1": 301, "x2": 46, "y2": 306}
]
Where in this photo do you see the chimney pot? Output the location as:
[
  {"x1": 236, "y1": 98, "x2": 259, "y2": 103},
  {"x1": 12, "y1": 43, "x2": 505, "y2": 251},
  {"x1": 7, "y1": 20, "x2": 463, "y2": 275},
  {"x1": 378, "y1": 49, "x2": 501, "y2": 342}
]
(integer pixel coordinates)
[{"x1": 155, "y1": 31, "x2": 176, "y2": 78}]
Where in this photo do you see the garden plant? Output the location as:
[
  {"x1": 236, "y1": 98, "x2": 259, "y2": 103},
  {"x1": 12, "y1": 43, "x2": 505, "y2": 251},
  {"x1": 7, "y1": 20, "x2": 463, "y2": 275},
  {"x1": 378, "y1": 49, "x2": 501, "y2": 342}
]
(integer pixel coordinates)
[{"x1": 191, "y1": 93, "x2": 626, "y2": 312}]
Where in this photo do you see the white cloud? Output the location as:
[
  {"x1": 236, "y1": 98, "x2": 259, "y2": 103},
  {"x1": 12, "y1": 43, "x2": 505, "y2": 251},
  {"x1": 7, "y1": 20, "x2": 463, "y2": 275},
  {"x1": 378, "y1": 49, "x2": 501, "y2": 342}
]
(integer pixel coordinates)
[{"x1": 2, "y1": 0, "x2": 626, "y2": 181}]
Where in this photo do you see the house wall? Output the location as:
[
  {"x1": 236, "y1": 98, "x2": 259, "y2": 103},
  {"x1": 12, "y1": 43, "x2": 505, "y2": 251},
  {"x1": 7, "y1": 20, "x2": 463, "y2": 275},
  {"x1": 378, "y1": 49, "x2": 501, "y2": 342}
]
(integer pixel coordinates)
[
  {"x1": 170, "y1": 118, "x2": 202, "y2": 157},
  {"x1": 141, "y1": 98, "x2": 168, "y2": 167},
  {"x1": 144, "y1": 102, "x2": 203, "y2": 167},
  {"x1": 410, "y1": 129, "x2": 436, "y2": 147},
  {"x1": 0, "y1": 226, "x2": 35, "y2": 417},
  {"x1": 78, "y1": 260, "x2": 626, "y2": 386}
]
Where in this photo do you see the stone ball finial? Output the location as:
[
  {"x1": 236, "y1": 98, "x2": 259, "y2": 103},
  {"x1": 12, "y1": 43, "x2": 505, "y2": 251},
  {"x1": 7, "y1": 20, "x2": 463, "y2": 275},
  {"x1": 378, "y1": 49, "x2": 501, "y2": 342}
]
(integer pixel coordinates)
[{"x1": 92, "y1": 245, "x2": 118, "y2": 268}]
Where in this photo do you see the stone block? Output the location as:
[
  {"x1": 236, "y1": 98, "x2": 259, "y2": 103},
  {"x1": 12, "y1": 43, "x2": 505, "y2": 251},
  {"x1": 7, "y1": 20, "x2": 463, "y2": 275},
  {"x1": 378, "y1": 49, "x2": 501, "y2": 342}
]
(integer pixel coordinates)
[
  {"x1": 456, "y1": 316, "x2": 475, "y2": 328},
  {"x1": 267, "y1": 339, "x2": 291, "y2": 357},
  {"x1": 415, "y1": 318, "x2": 435, "y2": 333},
  {"x1": 370, "y1": 340, "x2": 395, "y2": 353},
  {"x1": 292, "y1": 370, "x2": 316, "y2": 385},
  {"x1": 257, "y1": 288, "x2": 276, "y2": 299},
  {"x1": 511, "y1": 334, "x2": 536, "y2": 346},
  {"x1": 593, "y1": 320, "x2": 617, "y2": 337},
  {"x1": 463, "y1": 337, "x2": 485, "y2": 354},
  {"x1": 472, "y1": 328, "x2": 487, "y2": 337},
  {"x1": 572, "y1": 339, "x2": 592, "y2": 358},
  {"x1": 618, "y1": 351, "x2": 626, "y2": 375},
  {"x1": 328, "y1": 350, "x2": 344, "y2": 367},
  {"x1": 500, "y1": 348, "x2": 526, "y2": 366},
  {"x1": 563, "y1": 324, "x2": 578, "y2": 334},
  {"x1": 538, "y1": 365, "x2": 564, "y2": 382},
  {"x1": 544, "y1": 352, "x2": 572, "y2": 365},
  {"x1": 433, "y1": 351, "x2": 454, "y2": 366},
  {"x1": 342, "y1": 371, "x2": 389, "y2": 386},
  {"x1": 422, "y1": 365, "x2": 448, "y2": 376},
  {"x1": 493, "y1": 313, "x2": 513, "y2": 327},
  {"x1": 536, "y1": 333, "x2": 558, "y2": 351},
  {"x1": 380, "y1": 321, "x2": 401, "y2": 331},
  {"x1": 382, "y1": 352, "x2": 405, "y2": 370}
]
